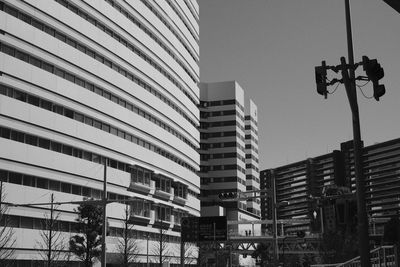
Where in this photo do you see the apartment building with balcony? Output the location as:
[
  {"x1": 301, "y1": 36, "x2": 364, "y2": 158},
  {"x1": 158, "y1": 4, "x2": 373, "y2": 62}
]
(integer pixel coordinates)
[
  {"x1": 261, "y1": 138, "x2": 400, "y2": 236},
  {"x1": 0, "y1": 0, "x2": 200, "y2": 265}
]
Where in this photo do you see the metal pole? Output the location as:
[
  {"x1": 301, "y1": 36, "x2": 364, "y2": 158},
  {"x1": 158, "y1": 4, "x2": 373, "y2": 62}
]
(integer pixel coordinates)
[
  {"x1": 0, "y1": 181, "x2": 2, "y2": 211},
  {"x1": 147, "y1": 234, "x2": 150, "y2": 267},
  {"x1": 101, "y1": 159, "x2": 108, "y2": 267},
  {"x1": 271, "y1": 171, "x2": 279, "y2": 266},
  {"x1": 180, "y1": 238, "x2": 184, "y2": 267},
  {"x1": 214, "y1": 222, "x2": 218, "y2": 267},
  {"x1": 160, "y1": 225, "x2": 163, "y2": 267},
  {"x1": 344, "y1": 1, "x2": 371, "y2": 266},
  {"x1": 282, "y1": 240, "x2": 285, "y2": 267},
  {"x1": 319, "y1": 205, "x2": 324, "y2": 235},
  {"x1": 229, "y1": 245, "x2": 232, "y2": 267},
  {"x1": 48, "y1": 193, "x2": 54, "y2": 267}
]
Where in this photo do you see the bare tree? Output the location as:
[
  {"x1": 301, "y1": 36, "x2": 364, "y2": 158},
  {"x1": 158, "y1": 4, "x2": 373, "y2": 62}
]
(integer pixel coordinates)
[
  {"x1": 151, "y1": 225, "x2": 171, "y2": 266},
  {"x1": 184, "y1": 242, "x2": 198, "y2": 265},
  {"x1": 0, "y1": 181, "x2": 16, "y2": 265},
  {"x1": 116, "y1": 205, "x2": 139, "y2": 266},
  {"x1": 35, "y1": 193, "x2": 67, "y2": 266}
]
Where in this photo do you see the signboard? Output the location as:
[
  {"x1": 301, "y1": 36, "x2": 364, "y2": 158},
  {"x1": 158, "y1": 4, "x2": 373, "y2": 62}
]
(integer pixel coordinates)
[{"x1": 181, "y1": 216, "x2": 227, "y2": 242}]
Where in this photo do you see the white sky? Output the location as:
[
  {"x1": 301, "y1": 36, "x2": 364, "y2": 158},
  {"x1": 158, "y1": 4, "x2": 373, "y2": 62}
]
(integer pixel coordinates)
[{"x1": 199, "y1": 0, "x2": 400, "y2": 169}]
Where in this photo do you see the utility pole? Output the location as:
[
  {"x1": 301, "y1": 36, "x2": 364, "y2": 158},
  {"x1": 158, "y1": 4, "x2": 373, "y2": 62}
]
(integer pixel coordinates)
[
  {"x1": 213, "y1": 222, "x2": 218, "y2": 267},
  {"x1": 180, "y1": 236, "x2": 184, "y2": 267},
  {"x1": 47, "y1": 193, "x2": 54, "y2": 267},
  {"x1": 315, "y1": 1, "x2": 379, "y2": 265},
  {"x1": 101, "y1": 159, "x2": 108, "y2": 267},
  {"x1": 343, "y1": 1, "x2": 371, "y2": 266},
  {"x1": 0, "y1": 180, "x2": 2, "y2": 211},
  {"x1": 271, "y1": 171, "x2": 279, "y2": 266},
  {"x1": 147, "y1": 233, "x2": 150, "y2": 267},
  {"x1": 159, "y1": 223, "x2": 163, "y2": 267}
]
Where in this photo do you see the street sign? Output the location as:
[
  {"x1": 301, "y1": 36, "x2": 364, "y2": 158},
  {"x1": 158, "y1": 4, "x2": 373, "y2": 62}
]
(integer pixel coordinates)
[{"x1": 181, "y1": 216, "x2": 227, "y2": 242}]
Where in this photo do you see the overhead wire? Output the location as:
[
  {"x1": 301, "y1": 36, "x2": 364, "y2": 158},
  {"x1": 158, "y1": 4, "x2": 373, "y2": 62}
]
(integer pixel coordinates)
[
  {"x1": 357, "y1": 84, "x2": 374, "y2": 99},
  {"x1": 327, "y1": 80, "x2": 341, "y2": 95}
]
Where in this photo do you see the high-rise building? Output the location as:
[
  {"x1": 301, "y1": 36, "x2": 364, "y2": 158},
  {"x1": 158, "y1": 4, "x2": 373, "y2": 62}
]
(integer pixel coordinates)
[
  {"x1": 0, "y1": 0, "x2": 199, "y2": 265},
  {"x1": 244, "y1": 99, "x2": 261, "y2": 217},
  {"x1": 261, "y1": 138, "x2": 400, "y2": 236},
  {"x1": 198, "y1": 81, "x2": 260, "y2": 234}
]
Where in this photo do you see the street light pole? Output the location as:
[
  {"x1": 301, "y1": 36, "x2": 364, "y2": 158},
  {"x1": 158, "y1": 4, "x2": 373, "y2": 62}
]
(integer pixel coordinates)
[
  {"x1": 147, "y1": 233, "x2": 150, "y2": 267},
  {"x1": 101, "y1": 159, "x2": 108, "y2": 267},
  {"x1": 343, "y1": 1, "x2": 371, "y2": 266},
  {"x1": 271, "y1": 171, "x2": 279, "y2": 266}
]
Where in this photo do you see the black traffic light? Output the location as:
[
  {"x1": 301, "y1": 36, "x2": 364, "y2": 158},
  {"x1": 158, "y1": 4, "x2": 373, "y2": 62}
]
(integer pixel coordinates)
[
  {"x1": 219, "y1": 191, "x2": 238, "y2": 200},
  {"x1": 362, "y1": 56, "x2": 385, "y2": 101},
  {"x1": 315, "y1": 61, "x2": 328, "y2": 98}
]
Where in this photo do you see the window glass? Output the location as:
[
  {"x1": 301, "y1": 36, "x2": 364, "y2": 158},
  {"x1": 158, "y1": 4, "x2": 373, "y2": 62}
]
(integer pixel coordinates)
[
  {"x1": 9, "y1": 172, "x2": 22, "y2": 184},
  {"x1": 75, "y1": 77, "x2": 85, "y2": 87},
  {"x1": 30, "y1": 56, "x2": 42, "y2": 68},
  {"x1": 27, "y1": 95, "x2": 40, "y2": 106},
  {"x1": 62, "y1": 145, "x2": 73, "y2": 155},
  {"x1": 93, "y1": 120, "x2": 102, "y2": 129},
  {"x1": 49, "y1": 180, "x2": 60, "y2": 191},
  {"x1": 43, "y1": 62, "x2": 54, "y2": 73},
  {"x1": 8, "y1": 216, "x2": 19, "y2": 227},
  {"x1": 61, "y1": 183, "x2": 71, "y2": 193},
  {"x1": 51, "y1": 142, "x2": 62, "y2": 152},
  {"x1": 72, "y1": 185, "x2": 81, "y2": 195},
  {"x1": 23, "y1": 175, "x2": 35, "y2": 187},
  {"x1": 14, "y1": 91, "x2": 27, "y2": 102},
  {"x1": 55, "y1": 68, "x2": 65, "y2": 78},
  {"x1": 16, "y1": 50, "x2": 29, "y2": 62},
  {"x1": 40, "y1": 99, "x2": 52, "y2": 111},
  {"x1": 65, "y1": 72, "x2": 75, "y2": 83},
  {"x1": 82, "y1": 187, "x2": 91, "y2": 197},
  {"x1": 103, "y1": 91, "x2": 111, "y2": 100},
  {"x1": 85, "y1": 117, "x2": 93, "y2": 126},
  {"x1": 11, "y1": 131, "x2": 25, "y2": 142},
  {"x1": 37, "y1": 178, "x2": 48, "y2": 189},
  {"x1": 64, "y1": 108, "x2": 74, "y2": 118},
  {"x1": 102, "y1": 124, "x2": 110, "y2": 133},
  {"x1": 82, "y1": 151, "x2": 92, "y2": 161}
]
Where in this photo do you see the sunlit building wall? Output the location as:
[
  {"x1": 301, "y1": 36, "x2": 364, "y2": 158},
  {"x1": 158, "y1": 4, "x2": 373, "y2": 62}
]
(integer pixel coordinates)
[{"x1": 0, "y1": 0, "x2": 199, "y2": 264}]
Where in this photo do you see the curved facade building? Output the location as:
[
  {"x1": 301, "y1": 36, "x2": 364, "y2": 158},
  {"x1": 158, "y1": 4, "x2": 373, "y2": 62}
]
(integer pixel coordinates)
[{"x1": 0, "y1": 0, "x2": 199, "y2": 265}]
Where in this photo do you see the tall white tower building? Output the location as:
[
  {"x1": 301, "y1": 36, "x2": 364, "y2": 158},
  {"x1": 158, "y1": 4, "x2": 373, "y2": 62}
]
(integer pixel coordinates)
[
  {"x1": 0, "y1": 0, "x2": 199, "y2": 265},
  {"x1": 199, "y1": 81, "x2": 260, "y2": 228}
]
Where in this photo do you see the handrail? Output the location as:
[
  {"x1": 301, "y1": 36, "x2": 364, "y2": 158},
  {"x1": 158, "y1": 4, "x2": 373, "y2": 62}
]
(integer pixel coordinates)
[{"x1": 310, "y1": 245, "x2": 397, "y2": 267}]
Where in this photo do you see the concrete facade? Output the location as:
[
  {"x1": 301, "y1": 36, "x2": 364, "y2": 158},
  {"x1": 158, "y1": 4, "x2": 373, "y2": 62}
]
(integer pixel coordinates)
[
  {"x1": 261, "y1": 138, "x2": 400, "y2": 237},
  {"x1": 0, "y1": 0, "x2": 199, "y2": 265}
]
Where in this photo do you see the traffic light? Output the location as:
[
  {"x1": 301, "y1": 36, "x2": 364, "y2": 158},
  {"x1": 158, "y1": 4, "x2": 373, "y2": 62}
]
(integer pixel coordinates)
[
  {"x1": 315, "y1": 61, "x2": 328, "y2": 98},
  {"x1": 218, "y1": 191, "x2": 238, "y2": 200},
  {"x1": 362, "y1": 56, "x2": 385, "y2": 101}
]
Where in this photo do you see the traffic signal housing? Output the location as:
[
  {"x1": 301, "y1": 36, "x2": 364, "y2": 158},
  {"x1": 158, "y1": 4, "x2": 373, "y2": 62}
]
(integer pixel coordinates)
[
  {"x1": 362, "y1": 56, "x2": 385, "y2": 101},
  {"x1": 219, "y1": 191, "x2": 238, "y2": 200},
  {"x1": 315, "y1": 61, "x2": 328, "y2": 98}
]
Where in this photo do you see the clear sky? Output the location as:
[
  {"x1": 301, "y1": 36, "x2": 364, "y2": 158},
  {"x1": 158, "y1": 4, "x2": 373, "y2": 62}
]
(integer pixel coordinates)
[{"x1": 199, "y1": 0, "x2": 400, "y2": 169}]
